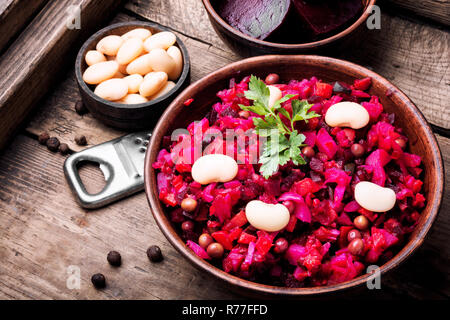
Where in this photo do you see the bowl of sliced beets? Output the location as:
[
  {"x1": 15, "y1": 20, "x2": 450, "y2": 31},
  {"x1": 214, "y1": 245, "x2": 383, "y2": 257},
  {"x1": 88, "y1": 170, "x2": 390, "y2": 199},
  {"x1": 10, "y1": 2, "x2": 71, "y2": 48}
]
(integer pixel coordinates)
[
  {"x1": 144, "y1": 55, "x2": 444, "y2": 297},
  {"x1": 202, "y1": 0, "x2": 376, "y2": 55}
]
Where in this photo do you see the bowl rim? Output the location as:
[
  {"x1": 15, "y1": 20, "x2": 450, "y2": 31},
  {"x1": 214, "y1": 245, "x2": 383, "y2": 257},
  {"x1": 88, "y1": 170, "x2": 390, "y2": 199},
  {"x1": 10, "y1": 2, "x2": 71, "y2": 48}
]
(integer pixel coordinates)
[
  {"x1": 75, "y1": 21, "x2": 190, "y2": 110},
  {"x1": 201, "y1": 0, "x2": 377, "y2": 50},
  {"x1": 144, "y1": 55, "x2": 444, "y2": 296}
]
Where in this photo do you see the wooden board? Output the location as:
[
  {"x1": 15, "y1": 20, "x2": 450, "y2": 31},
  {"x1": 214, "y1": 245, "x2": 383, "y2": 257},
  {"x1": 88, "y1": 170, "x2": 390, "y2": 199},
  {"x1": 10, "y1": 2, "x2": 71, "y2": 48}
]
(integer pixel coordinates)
[
  {"x1": 126, "y1": 0, "x2": 450, "y2": 131},
  {"x1": 0, "y1": 0, "x2": 48, "y2": 52},
  {"x1": 0, "y1": 0, "x2": 449, "y2": 300},
  {"x1": 0, "y1": 133, "x2": 448, "y2": 299},
  {"x1": 26, "y1": 13, "x2": 240, "y2": 152},
  {"x1": 0, "y1": 0, "x2": 122, "y2": 150},
  {"x1": 385, "y1": 0, "x2": 450, "y2": 26}
]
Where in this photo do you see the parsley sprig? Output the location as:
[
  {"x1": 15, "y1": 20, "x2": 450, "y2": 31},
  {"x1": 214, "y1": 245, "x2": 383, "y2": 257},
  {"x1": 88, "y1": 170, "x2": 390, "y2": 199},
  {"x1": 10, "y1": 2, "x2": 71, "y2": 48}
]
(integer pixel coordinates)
[{"x1": 239, "y1": 75, "x2": 320, "y2": 179}]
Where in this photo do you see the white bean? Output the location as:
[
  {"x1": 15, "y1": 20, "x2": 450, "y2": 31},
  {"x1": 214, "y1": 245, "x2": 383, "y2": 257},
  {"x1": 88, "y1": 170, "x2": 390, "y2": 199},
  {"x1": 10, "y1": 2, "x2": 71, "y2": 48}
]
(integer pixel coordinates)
[
  {"x1": 118, "y1": 94, "x2": 148, "y2": 104},
  {"x1": 105, "y1": 55, "x2": 127, "y2": 74},
  {"x1": 191, "y1": 154, "x2": 238, "y2": 185},
  {"x1": 83, "y1": 61, "x2": 119, "y2": 85},
  {"x1": 354, "y1": 181, "x2": 396, "y2": 212},
  {"x1": 126, "y1": 54, "x2": 153, "y2": 75},
  {"x1": 139, "y1": 71, "x2": 168, "y2": 97},
  {"x1": 121, "y1": 28, "x2": 152, "y2": 41},
  {"x1": 268, "y1": 85, "x2": 282, "y2": 108},
  {"x1": 245, "y1": 200, "x2": 290, "y2": 232},
  {"x1": 96, "y1": 35, "x2": 123, "y2": 56},
  {"x1": 143, "y1": 31, "x2": 176, "y2": 51},
  {"x1": 85, "y1": 50, "x2": 106, "y2": 66},
  {"x1": 116, "y1": 38, "x2": 144, "y2": 65},
  {"x1": 149, "y1": 81, "x2": 175, "y2": 100},
  {"x1": 325, "y1": 101, "x2": 370, "y2": 129},
  {"x1": 146, "y1": 48, "x2": 176, "y2": 75},
  {"x1": 166, "y1": 46, "x2": 183, "y2": 80},
  {"x1": 94, "y1": 78, "x2": 128, "y2": 101},
  {"x1": 123, "y1": 74, "x2": 144, "y2": 93}
]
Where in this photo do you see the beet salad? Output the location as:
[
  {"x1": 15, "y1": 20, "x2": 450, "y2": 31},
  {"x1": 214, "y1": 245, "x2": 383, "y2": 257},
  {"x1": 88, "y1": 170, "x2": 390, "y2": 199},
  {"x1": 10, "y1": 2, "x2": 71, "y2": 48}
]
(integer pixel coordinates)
[{"x1": 153, "y1": 73, "x2": 426, "y2": 287}]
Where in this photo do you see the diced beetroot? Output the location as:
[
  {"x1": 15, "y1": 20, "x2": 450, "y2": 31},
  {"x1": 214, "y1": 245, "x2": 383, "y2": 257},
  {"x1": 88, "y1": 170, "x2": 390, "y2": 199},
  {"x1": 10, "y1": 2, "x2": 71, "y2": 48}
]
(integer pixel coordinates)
[
  {"x1": 353, "y1": 77, "x2": 372, "y2": 91},
  {"x1": 313, "y1": 226, "x2": 340, "y2": 242},
  {"x1": 316, "y1": 128, "x2": 338, "y2": 159},
  {"x1": 303, "y1": 131, "x2": 316, "y2": 147},
  {"x1": 255, "y1": 231, "x2": 273, "y2": 256},
  {"x1": 314, "y1": 82, "x2": 333, "y2": 99},
  {"x1": 285, "y1": 215, "x2": 297, "y2": 232},
  {"x1": 238, "y1": 232, "x2": 257, "y2": 244},
  {"x1": 279, "y1": 192, "x2": 311, "y2": 223},
  {"x1": 187, "y1": 240, "x2": 211, "y2": 259},
  {"x1": 210, "y1": 193, "x2": 232, "y2": 222},
  {"x1": 212, "y1": 231, "x2": 233, "y2": 250},
  {"x1": 154, "y1": 74, "x2": 426, "y2": 288},
  {"x1": 362, "y1": 99, "x2": 383, "y2": 122},
  {"x1": 344, "y1": 200, "x2": 361, "y2": 212},
  {"x1": 366, "y1": 149, "x2": 391, "y2": 186},
  {"x1": 241, "y1": 242, "x2": 256, "y2": 271}
]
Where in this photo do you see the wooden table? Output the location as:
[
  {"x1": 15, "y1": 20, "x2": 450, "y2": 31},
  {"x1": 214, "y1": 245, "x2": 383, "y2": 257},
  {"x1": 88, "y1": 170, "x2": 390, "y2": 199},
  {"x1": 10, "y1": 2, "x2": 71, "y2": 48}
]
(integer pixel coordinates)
[{"x1": 0, "y1": 0, "x2": 448, "y2": 299}]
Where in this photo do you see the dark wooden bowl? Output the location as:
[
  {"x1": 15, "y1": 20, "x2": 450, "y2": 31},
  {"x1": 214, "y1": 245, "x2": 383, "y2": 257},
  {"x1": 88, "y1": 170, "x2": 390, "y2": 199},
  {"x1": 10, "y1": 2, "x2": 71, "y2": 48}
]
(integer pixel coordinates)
[
  {"x1": 202, "y1": 0, "x2": 377, "y2": 56},
  {"x1": 75, "y1": 21, "x2": 190, "y2": 130},
  {"x1": 144, "y1": 55, "x2": 444, "y2": 297}
]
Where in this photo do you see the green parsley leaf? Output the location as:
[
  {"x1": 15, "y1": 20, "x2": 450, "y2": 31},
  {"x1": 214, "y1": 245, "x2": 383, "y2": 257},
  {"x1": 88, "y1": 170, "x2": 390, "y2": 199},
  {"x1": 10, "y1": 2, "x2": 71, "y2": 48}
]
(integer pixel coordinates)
[
  {"x1": 239, "y1": 75, "x2": 321, "y2": 178},
  {"x1": 245, "y1": 75, "x2": 270, "y2": 107},
  {"x1": 291, "y1": 99, "x2": 320, "y2": 123}
]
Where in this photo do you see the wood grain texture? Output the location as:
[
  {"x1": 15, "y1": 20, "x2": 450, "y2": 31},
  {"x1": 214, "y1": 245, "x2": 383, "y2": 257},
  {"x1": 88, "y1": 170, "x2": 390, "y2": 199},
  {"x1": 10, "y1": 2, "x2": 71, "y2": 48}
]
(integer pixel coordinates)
[
  {"x1": 126, "y1": 0, "x2": 450, "y2": 130},
  {"x1": 0, "y1": 133, "x2": 448, "y2": 299},
  {"x1": 0, "y1": 0, "x2": 122, "y2": 150},
  {"x1": 0, "y1": 0, "x2": 49, "y2": 52},
  {"x1": 0, "y1": 134, "x2": 238, "y2": 300},
  {"x1": 385, "y1": 0, "x2": 450, "y2": 26},
  {"x1": 0, "y1": 0, "x2": 449, "y2": 300},
  {"x1": 26, "y1": 13, "x2": 240, "y2": 151}
]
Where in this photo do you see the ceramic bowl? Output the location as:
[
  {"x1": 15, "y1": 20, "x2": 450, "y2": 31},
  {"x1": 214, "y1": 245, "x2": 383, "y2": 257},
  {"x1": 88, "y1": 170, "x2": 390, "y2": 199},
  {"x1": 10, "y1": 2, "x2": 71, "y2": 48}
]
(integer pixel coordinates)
[
  {"x1": 202, "y1": 0, "x2": 377, "y2": 55},
  {"x1": 75, "y1": 21, "x2": 190, "y2": 130},
  {"x1": 145, "y1": 55, "x2": 443, "y2": 297}
]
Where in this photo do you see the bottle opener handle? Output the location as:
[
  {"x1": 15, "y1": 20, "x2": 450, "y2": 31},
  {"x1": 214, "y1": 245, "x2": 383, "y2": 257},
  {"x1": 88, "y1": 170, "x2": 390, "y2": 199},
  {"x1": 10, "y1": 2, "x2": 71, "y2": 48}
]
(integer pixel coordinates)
[{"x1": 63, "y1": 131, "x2": 151, "y2": 209}]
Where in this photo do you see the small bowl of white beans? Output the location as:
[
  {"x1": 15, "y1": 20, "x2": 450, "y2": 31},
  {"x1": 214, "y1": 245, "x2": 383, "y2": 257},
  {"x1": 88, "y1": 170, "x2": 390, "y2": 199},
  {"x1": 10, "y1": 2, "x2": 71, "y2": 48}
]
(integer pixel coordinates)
[{"x1": 75, "y1": 21, "x2": 190, "y2": 130}]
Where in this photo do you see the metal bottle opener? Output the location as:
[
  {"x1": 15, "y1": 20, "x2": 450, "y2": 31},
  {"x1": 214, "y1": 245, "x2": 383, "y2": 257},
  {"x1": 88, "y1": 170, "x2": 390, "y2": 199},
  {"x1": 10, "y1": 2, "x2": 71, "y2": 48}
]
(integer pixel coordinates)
[{"x1": 64, "y1": 131, "x2": 152, "y2": 209}]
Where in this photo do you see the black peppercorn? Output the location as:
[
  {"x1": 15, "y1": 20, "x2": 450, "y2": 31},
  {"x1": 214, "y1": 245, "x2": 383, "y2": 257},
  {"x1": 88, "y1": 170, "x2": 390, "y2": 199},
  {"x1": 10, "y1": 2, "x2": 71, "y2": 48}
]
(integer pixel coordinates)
[
  {"x1": 75, "y1": 100, "x2": 88, "y2": 115},
  {"x1": 38, "y1": 132, "x2": 50, "y2": 145},
  {"x1": 59, "y1": 143, "x2": 70, "y2": 155},
  {"x1": 91, "y1": 273, "x2": 106, "y2": 289},
  {"x1": 107, "y1": 250, "x2": 122, "y2": 267},
  {"x1": 46, "y1": 137, "x2": 60, "y2": 152},
  {"x1": 147, "y1": 245, "x2": 163, "y2": 262},
  {"x1": 75, "y1": 134, "x2": 87, "y2": 146}
]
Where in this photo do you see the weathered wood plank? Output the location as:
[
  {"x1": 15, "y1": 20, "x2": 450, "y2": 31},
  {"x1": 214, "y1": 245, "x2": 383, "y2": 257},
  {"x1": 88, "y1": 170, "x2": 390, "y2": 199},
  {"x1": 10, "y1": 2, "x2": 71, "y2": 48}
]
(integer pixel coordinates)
[
  {"x1": 0, "y1": 0, "x2": 49, "y2": 52},
  {"x1": 385, "y1": 0, "x2": 450, "y2": 26},
  {"x1": 26, "y1": 13, "x2": 240, "y2": 151},
  {"x1": 0, "y1": 0, "x2": 122, "y2": 150},
  {"x1": 0, "y1": 133, "x2": 448, "y2": 299},
  {"x1": 0, "y1": 134, "x2": 238, "y2": 300},
  {"x1": 126, "y1": 0, "x2": 450, "y2": 130}
]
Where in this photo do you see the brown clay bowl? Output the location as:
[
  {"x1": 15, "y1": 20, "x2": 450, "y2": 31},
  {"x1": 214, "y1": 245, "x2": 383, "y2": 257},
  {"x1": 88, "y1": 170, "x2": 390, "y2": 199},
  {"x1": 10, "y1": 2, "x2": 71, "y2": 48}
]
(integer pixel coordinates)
[
  {"x1": 144, "y1": 55, "x2": 444, "y2": 297},
  {"x1": 75, "y1": 21, "x2": 190, "y2": 130},
  {"x1": 202, "y1": 0, "x2": 377, "y2": 55}
]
